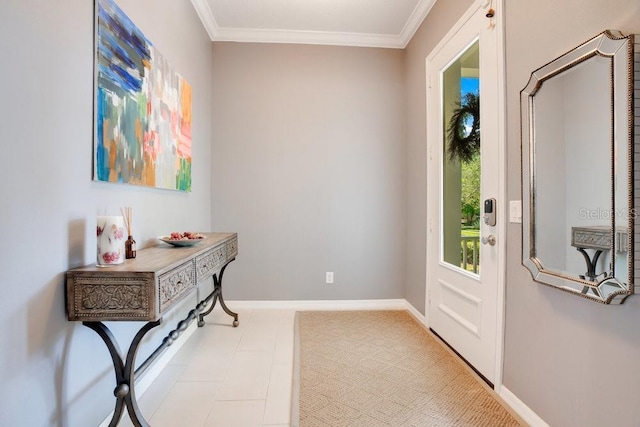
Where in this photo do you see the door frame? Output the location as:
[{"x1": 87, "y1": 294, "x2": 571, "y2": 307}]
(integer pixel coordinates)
[{"x1": 424, "y1": 0, "x2": 507, "y2": 392}]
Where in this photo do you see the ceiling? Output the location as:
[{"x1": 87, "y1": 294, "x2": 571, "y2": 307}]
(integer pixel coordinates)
[{"x1": 190, "y1": 0, "x2": 437, "y2": 49}]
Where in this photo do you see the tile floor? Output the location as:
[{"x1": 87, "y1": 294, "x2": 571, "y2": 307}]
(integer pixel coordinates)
[{"x1": 119, "y1": 307, "x2": 296, "y2": 427}]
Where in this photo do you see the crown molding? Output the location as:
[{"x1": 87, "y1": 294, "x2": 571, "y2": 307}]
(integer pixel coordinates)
[
  {"x1": 398, "y1": 0, "x2": 437, "y2": 47},
  {"x1": 190, "y1": 0, "x2": 218, "y2": 40},
  {"x1": 191, "y1": 0, "x2": 435, "y2": 49},
  {"x1": 212, "y1": 27, "x2": 406, "y2": 49}
]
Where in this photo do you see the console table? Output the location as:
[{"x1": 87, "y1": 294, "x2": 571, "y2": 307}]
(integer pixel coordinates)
[{"x1": 66, "y1": 232, "x2": 238, "y2": 426}]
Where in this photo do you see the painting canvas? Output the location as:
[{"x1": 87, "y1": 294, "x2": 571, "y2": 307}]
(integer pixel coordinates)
[{"x1": 94, "y1": 0, "x2": 192, "y2": 191}]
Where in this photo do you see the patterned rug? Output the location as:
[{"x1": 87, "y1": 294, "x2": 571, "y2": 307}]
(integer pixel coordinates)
[{"x1": 292, "y1": 310, "x2": 522, "y2": 427}]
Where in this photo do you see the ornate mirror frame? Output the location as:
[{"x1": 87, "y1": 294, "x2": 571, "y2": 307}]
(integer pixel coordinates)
[{"x1": 521, "y1": 30, "x2": 639, "y2": 304}]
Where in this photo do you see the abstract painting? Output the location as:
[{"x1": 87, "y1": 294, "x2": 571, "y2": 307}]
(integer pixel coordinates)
[{"x1": 93, "y1": 0, "x2": 192, "y2": 191}]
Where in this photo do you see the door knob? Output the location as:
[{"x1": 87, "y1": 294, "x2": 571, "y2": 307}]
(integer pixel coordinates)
[{"x1": 481, "y1": 235, "x2": 496, "y2": 246}]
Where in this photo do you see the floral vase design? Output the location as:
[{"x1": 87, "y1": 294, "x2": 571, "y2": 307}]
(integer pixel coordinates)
[{"x1": 97, "y1": 216, "x2": 125, "y2": 266}]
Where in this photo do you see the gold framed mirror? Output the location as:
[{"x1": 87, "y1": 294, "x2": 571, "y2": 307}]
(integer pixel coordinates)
[{"x1": 521, "y1": 30, "x2": 638, "y2": 304}]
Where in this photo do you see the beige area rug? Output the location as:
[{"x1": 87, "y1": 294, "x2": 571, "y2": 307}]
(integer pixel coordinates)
[{"x1": 291, "y1": 310, "x2": 522, "y2": 427}]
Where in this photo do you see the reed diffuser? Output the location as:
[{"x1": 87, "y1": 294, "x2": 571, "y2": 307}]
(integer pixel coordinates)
[{"x1": 121, "y1": 207, "x2": 136, "y2": 259}]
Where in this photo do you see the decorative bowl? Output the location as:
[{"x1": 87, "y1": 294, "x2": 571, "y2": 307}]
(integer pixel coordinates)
[{"x1": 159, "y1": 235, "x2": 205, "y2": 247}]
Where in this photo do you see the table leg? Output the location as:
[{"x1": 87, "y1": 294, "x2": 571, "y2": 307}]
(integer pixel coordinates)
[
  {"x1": 83, "y1": 320, "x2": 161, "y2": 427},
  {"x1": 198, "y1": 259, "x2": 239, "y2": 327},
  {"x1": 576, "y1": 248, "x2": 605, "y2": 296},
  {"x1": 576, "y1": 248, "x2": 603, "y2": 281}
]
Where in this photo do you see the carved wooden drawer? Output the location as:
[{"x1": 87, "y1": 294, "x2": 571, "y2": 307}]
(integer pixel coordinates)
[
  {"x1": 158, "y1": 261, "x2": 196, "y2": 313},
  {"x1": 67, "y1": 274, "x2": 156, "y2": 321},
  {"x1": 196, "y1": 244, "x2": 227, "y2": 280},
  {"x1": 227, "y1": 237, "x2": 238, "y2": 258}
]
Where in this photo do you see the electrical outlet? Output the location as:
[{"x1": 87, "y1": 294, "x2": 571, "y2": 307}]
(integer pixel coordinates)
[{"x1": 326, "y1": 272, "x2": 334, "y2": 284}]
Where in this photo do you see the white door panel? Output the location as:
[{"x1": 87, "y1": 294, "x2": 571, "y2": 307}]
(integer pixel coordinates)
[
  {"x1": 426, "y1": 0, "x2": 505, "y2": 385},
  {"x1": 437, "y1": 278, "x2": 482, "y2": 337}
]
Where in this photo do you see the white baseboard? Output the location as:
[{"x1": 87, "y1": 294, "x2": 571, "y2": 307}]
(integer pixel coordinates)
[
  {"x1": 500, "y1": 386, "x2": 549, "y2": 427},
  {"x1": 226, "y1": 298, "x2": 411, "y2": 311},
  {"x1": 98, "y1": 321, "x2": 198, "y2": 427}
]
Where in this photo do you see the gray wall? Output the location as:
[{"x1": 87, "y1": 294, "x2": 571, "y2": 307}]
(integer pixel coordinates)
[
  {"x1": 0, "y1": 1, "x2": 214, "y2": 425},
  {"x1": 210, "y1": 43, "x2": 407, "y2": 301},
  {"x1": 404, "y1": 0, "x2": 474, "y2": 313},
  {"x1": 503, "y1": 1, "x2": 640, "y2": 426}
]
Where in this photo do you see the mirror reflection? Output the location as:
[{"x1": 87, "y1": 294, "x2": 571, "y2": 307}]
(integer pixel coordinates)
[
  {"x1": 534, "y1": 56, "x2": 615, "y2": 279},
  {"x1": 521, "y1": 30, "x2": 636, "y2": 304}
]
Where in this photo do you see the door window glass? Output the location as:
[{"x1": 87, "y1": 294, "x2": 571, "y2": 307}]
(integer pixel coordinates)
[{"x1": 441, "y1": 40, "x2": 481, "y2": 274}]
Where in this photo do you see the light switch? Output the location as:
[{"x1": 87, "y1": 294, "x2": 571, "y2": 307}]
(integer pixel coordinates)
[{"x1": 509, "y1": 200, "x2": 522, "y2": 223}]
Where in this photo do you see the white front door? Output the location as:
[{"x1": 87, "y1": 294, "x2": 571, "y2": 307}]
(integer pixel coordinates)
[{"x1": 426, "y1": 1, "x2": 505, "y2": 385}]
